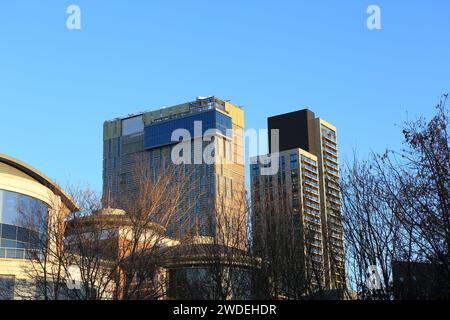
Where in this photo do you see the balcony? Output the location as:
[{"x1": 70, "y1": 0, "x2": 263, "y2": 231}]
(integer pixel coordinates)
[
  {"x1": 327, "y1": 209, "x2": 342, "y2": 219},
  {"x1": 325, "y1": 160, "x2": 339, "y2": 170},
  {"x1": 302, "y1": 162, "x2": 318, "y2": 172},
  {"x1": 304, "y1": 193, "x2": 320, "y2": 203},
  {"x1": 323, "y1": 140, "x2": 338, "y2": 151},
  {"x1": 327, "y1": 181, "x2": 340, "y2": 191},
  {"x1": 324, "y1": 152, "x2": 339, "y2": 164},
  {"x1": 304, "y1": 214, "x2": 321, "y2": 226},
  {"x1": 301, "y1": 157, "x2": 318, "y2": 167},
  {"x1": 305, "y1": 201, "x2": 320, "y2": 211},
  {"x1": 304, "y1": 172, "x2": 319, "y2": 181},
  {"x1": 304, "y1": 186, "x2": 319, "y2": 196},
  {"x1": 304, "y1": 179, "x2": 319, "y2": 189},
  {"x1": 304, "y1": 207, "x2": 321, "y2": 217},
  {"x1": 327, "y1": 188, "x2": 341, "y2": 198},
  {"x1": 323, "y1": 145, "x2": 338, "y2": 156},
  {"x1": 323, "y1": 134, "x2": 337, "y2": 144},
  {"x1": 328, "y1": 217, "x2": 343, "y2": 227}
]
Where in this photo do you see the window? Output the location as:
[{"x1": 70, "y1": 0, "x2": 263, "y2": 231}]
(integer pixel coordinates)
[
  {"x1": 0, "y1": 190, "x2": 48, "y2": 256},
  {"x1": 223, "y1": 139, "x2": 227, "y2": 159},
  {"x1": 150, "y1": 150, "x2": 154, "y2": 168},
  {"x1": 224, "y1": 177, "x2": 227, "y2": 197},
  {"x1": 209, "y1": 175, "x2": 215, "y2": 194},
  {"x1": 122, "y1": 115, "x2": 144, "y2": 136},
  {"x1": 144, "y1": 110, "x2": 232, "y2": 150},
  {"x1": 6, "y1": 249, "x2": 15, "y2": 259},
  {"x1": 108, "y1": 139, "x2": 112, "y2": 157},
  {"x1": 195, "y1": 202, "x2": 200, "y2": 215},
  {"x1": 0, "y1": 275, "x2": 15, "y2": 300},
  {"x1": 217, "y1": 175, "x2": 221, "y2": 193},
  {"x1": 195, "y1": 165, "x2": 199, "y2": 178},
  {"x1": 252, "y1": 164, "x2": 259, "y2": 176},
  {"x1": 321, "y1": 126, "x2": 336, "y2": 140},
  {"x1": 230, "y1": 178, "x2": 234, "y2": 198},
  {"x1": 290, "y1": 154, "x2": 298, "y2": 167}
]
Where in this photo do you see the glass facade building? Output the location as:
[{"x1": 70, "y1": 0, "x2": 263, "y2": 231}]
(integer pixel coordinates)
[
  {"x1": 144, "y1": 110, "x2": 232, "y2": 150},
  {"x1": 1, "y1": 153, "x2": 78, "y2": 300},
  {"x1": 0, "y1": 189, "x2": 47, "y2": 259},
  {"x1": 103, "y1": 97, "x2": 245, "y2": 241}
]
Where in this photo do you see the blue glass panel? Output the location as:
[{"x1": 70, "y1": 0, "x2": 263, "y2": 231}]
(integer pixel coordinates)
[
  {"x1": 1, "y1": 224, "x2": 16, "y2": 240},
  {"x1": 15, "y1": 249, "x2": 25, "y2": 259},
  {"x1": 0, "y1": 189, "x2": 48, "y2": 259},
  {"x1": 6, "y1": 249, "x2": 15, "y2": 259},
  {"x1": 15, "y1": 241, "x2": 28, "y2": 249},
  {"x1": 0, "y1": 190, "x2": 48, "y2": 226},
  {"x1": 17, "y1": 227, "x2": 30, "y2": 242},
  {"x1": 144, "y1": 110, "x2": 232, "y2": 150},
  {"x1": 0, "y1": 239, "x2": 16, "y2": 248},
  {"x1": 1, "y1": 190, "x2": 19, "y2": 225}
]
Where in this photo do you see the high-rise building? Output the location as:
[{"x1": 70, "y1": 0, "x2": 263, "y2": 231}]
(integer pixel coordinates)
[
  {"x1": 314, "y1": 117, "x2": 346, "y2": 290},
  {"x1": 103, "y1": 96, "x2": 245, "y2": 239},
  {"x1": 251, "y1": 148, "x2": 326, "y2": 291},
  {"x1": 250, "y1": 109, "x2": 345, "y2": 291}
]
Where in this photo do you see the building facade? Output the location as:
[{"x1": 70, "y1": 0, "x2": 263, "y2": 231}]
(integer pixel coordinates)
[
  {"x1": 314, "y1": 118, "x2": 345, "y2": 289},
  {"x1": 103, "y1": 96, "x2": 245, "y2": 239},
  {"x1": 0, "y1": 154, "x2": 78, "y2": 300},
  {"x1": 250, "y1": 109, "x2": 345, "y2": 292},
  {"x1": 251, "y1": 148, "x2": 325, "y2": 291},
  {"x1": 66, "y1": 208, "x2": 255, "y2": 300},
  {"x1": 65, "y1": 207, "x2": 181, "y2": 300}
]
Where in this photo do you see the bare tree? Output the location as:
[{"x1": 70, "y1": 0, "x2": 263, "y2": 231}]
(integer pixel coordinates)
[
  {"x1": 16, "y1": 159, "x2": 194, "y2": 300},
  {"x1": 341, "y1": 94, "x2": 450, "y2": 300},
  {"x1": 199, "y1": 187, "x2": 252, "y2": 300},
  {"x1": 162, "y1": 187, "x2": 254, "y2": 300},
  {"x1": 341, "y1": 155, "x2": 397, "y2": 300},
  {"x1": 251, "y1": 178, "x2": 325, "y2": 300},
  {"x1": 112, "y1": 160, "x2": 194, "y2": 300},
  {"x1": 12, "y1": 186, "x2": 78, "y2": 300}
]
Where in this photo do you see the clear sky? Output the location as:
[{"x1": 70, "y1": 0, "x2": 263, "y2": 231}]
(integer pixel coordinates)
[{"x1": 1, "y1": 0, "x2": 449, "y2": 193}]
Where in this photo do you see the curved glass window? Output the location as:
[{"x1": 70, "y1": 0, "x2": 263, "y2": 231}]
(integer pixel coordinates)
[{"x1": 0, "y1": 189, "x2": 48, "y2": 259}]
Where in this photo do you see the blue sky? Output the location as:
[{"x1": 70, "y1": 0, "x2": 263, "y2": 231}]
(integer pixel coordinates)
[{"x1": 1, "y1": 0, "x2": 449, "y2": 192}]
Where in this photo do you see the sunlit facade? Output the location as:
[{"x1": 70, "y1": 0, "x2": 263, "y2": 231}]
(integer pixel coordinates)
[
  {"x1": 250, "y1": 109, "x2": 346, "y2": 293},
  {"x1": 251, "y1": 148, "x2": 326, "y2": 290},
  {"x1": 103, "y1": 96, "x2": 245, "y2": 240},
  {"x1": 0, "y1": 154, "x2": 78, "y2": 300}
]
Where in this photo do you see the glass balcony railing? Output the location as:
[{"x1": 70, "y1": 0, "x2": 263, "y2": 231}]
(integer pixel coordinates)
[{"x1": 304, "y1": 172, "x2": 319, "y2": 181}]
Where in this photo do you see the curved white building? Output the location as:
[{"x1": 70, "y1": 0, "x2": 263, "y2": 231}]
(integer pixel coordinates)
[{"x1": 0, "y1": 154, "x2": 78, "y2": 299}]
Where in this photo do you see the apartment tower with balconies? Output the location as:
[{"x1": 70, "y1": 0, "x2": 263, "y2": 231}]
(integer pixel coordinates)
[{"x1": 250, "y1": 109, "x2": 345, "y2": 291}]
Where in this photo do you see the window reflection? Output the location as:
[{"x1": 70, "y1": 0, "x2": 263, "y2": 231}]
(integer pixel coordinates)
[
  {"x1": 0, "y1": 189, "x2": 48, "y2": 260},
  {"x1": 144, "y1": 110, "x2": 232, "y2": 150}
]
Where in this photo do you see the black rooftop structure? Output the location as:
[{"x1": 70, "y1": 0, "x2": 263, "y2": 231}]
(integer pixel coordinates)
[{"x1": 268, "y1": 109, "x2": 317, "y2": 155}]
